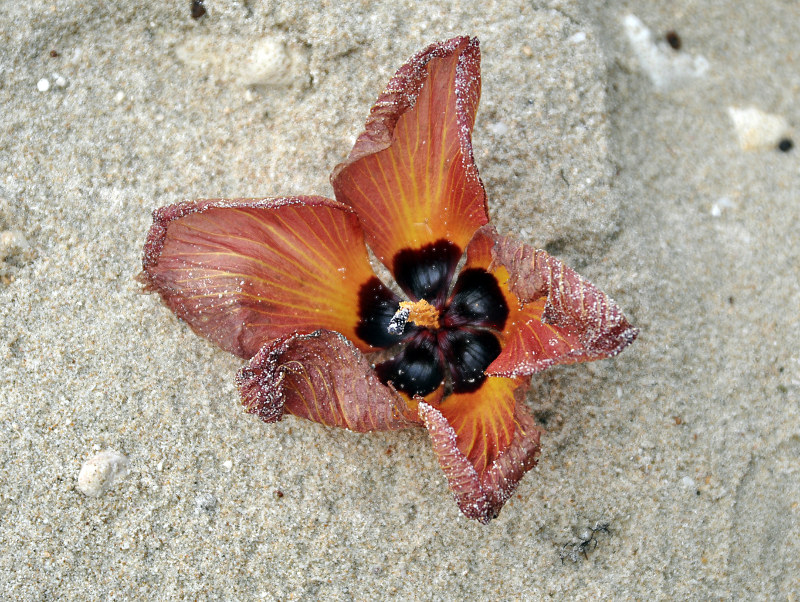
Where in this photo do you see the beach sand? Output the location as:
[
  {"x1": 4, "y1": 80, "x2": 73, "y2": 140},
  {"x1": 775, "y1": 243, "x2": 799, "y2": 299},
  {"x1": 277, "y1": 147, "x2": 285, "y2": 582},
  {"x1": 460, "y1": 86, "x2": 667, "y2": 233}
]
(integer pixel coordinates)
[{"x1": 1, "y1": 1, "x2": 798, "y2": 599}]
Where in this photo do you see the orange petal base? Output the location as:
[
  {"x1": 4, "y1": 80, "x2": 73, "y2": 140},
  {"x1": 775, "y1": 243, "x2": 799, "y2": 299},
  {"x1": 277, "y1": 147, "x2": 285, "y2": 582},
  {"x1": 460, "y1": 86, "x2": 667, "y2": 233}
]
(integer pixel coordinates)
[
  {"x1": 331, "y1": 36, "x2": 488, "y2": 267},
  {"x1": 140, "y1": 197, "x2": 381, "y2": 359}
]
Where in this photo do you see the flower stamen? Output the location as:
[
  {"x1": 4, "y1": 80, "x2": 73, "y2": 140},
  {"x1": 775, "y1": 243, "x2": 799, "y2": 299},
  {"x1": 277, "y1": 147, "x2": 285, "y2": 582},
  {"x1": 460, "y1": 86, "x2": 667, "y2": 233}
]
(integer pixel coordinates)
[{"x1": 388, "y1": 300, "x2": 441, "y2": 335}]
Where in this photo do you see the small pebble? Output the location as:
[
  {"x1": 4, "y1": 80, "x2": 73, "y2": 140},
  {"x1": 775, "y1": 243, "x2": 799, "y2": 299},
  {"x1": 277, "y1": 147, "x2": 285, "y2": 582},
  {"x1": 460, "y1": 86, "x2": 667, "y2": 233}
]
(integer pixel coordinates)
[
  {"x1": 0, "y1": 230, "x2": 31, "y2": 262},
  {"x1": 222, "y1": 460, "x2": 233, "y2": 470},
  {"x1": 710, "y1": 196, "x2": 733, "y2": 217},
  {"x1": 114, "y1": 91, "x2": 125, "y2": 104},
  {"x1": 37, "y1": 78, "x2": 50, "y2": 92},
  {"x1": 176, "y1": 35, "x2": 309, "y2": 88},
  {"x1": 665, "y1": 30, "x2": 682, "y2": 50},
  {"x1": 778, "y1": 138, "x2": 793, "y2": 152},
  {"x1": 568, "y1": 31, "x2": 587, "y2": 44},
  {"x1": 77, "y1": 449, "x2": 129, "y2": 497},
  {"x1": 191, "y1": 0, "x2": 206, "y2": 19},
  {"x1": 242, "y1": 38, "x2": 299, "y2": 87},
  {"x1": 53, "y1": 73, "x2": 67, "y2": 88},
  {"x1": 488, "y1": 122, "x2": 509, "y2": 136}
]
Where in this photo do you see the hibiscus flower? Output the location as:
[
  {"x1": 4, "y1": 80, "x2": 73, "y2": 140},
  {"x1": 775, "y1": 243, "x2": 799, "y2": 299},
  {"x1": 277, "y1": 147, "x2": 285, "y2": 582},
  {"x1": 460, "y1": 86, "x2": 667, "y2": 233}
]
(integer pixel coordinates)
[{"x1": 140, "y1": 36, "x2": 637, "y2": 523}]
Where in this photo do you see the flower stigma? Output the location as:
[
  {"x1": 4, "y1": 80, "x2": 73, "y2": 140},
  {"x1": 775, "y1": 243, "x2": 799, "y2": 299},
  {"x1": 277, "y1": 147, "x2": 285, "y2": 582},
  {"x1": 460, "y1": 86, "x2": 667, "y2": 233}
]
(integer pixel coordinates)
[{"x1": 388, "y1": 300, "x2": 441, "y2": 336}]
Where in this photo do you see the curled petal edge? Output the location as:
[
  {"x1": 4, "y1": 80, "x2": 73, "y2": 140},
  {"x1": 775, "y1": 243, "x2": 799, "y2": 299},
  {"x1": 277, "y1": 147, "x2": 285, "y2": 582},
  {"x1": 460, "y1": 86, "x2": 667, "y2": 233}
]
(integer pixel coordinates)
[
  {"x1": 419, "y1": 388, "x2": 543, "y2": 524},
  {"x1": 237, "y1": 329, "x2": 418, "y2": 432},
  {"x1": 474, "y1": 226, "x2": 638, "y2": 376}
]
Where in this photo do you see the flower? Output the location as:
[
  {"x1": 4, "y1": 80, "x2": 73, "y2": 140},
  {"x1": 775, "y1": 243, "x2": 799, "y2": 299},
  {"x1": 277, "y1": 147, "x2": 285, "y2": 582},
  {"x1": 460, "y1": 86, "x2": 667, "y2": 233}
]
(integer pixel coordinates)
[{"x1": 140, "y1": 36, "x2": 637, "y2": 523}]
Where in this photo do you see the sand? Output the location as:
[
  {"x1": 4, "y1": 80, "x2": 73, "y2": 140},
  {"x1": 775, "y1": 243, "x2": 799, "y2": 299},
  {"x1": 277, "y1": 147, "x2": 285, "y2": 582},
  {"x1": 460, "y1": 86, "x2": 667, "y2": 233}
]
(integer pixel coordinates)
[{"x1": 1, "y1": 1, "x2": 798, "y2": 599}]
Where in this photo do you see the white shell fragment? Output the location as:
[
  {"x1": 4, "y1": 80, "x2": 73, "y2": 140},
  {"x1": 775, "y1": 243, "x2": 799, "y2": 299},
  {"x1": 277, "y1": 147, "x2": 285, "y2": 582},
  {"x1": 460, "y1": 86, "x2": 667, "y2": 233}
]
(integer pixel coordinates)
[
  {"x1": 176, "y1": 35, "x2": 309, "y2": 88},
  {"x1": 0, "y1": 230, "x2": 31, "y2": 262},
  {"x1": 0, "y1": 229, "x2": 33, "y2": 278},
  {"x1": 710, "y1": 196, "x2": 734, "y2": 217},
  {"x1": 623, "y1": 14, "x2": 709, "y2": 91},
  {"x1": 727, "y1": 106, "x2": 791, "y2": 151},
  {"x1": 77, "y1": 449, "x2": 130, "y2": 497}
]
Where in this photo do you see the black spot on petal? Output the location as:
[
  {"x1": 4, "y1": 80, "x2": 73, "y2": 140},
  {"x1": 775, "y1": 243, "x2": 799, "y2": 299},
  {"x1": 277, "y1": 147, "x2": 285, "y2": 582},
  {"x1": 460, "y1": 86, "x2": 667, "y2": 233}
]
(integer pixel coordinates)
[
  {"x1": 393, "y1": 240, "x2": 461, "y2": 304},
  {"x1": 439, "y1": 329, "x2": 502, "y2": 393},
  {"x1": 356, "y1": 277, "x2": 407, "y2": 348},
  {"x1": 375, "y1": 333, "x2": 444, "y2": 397},
  {"x1": 444, "y1": 268, "x2": 508, "y2": 330}
]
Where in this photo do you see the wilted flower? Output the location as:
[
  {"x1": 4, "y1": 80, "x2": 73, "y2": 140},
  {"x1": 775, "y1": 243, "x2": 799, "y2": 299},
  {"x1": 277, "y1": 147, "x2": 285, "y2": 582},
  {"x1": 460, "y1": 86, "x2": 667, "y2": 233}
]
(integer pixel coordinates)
[{"x1": 140, "y1": 36, "x2": 637, "y2": 523}]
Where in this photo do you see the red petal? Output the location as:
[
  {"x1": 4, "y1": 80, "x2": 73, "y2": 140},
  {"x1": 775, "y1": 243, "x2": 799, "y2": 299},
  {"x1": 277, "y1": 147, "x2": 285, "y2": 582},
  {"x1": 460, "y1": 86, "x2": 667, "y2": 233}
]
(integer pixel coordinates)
[
  {"x1": 331, "y1": 36, "x2": 488, "y2": 267},
  {"x1": 480, "y1": 398, "x2": 543, "y2": 516},
  {"x1": 464, "y1": 226, "x2": 638, "y2": 376},
  {"x1": 140, "y1": 197, "x2": 386, "y2": 359},
  {"x1": 418, "y1": 402, "x2": 487, "y2": 521},
  {"x1": 237, "y1": 329, "x2": 417, "y2": 432},
  {"x1": 420, "y1": 383, "x2": 542, "y2": 524},
  {"x1": 435, "y1": 375, "x2": 519, "y2": 477}
]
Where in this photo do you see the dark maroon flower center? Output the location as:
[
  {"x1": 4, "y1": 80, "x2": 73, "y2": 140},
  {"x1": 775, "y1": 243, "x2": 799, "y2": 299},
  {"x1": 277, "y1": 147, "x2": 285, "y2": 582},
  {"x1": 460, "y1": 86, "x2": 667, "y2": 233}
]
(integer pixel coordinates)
[{"x1": 357, "y1": 240, "x2": 508, "y2": 397}]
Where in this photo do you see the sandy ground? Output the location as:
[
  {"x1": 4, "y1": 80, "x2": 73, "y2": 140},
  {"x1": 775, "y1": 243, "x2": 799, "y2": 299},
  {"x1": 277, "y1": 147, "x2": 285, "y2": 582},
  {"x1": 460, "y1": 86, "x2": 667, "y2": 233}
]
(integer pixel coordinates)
[{"x1": 1, "y1": 1, "x2": 798, "y2": 599}]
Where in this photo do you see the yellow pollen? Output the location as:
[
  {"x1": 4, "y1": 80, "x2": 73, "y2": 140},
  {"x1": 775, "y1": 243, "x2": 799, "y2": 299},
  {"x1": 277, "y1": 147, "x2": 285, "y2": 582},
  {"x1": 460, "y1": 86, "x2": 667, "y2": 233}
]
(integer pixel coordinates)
[{"x1": 399, "y1": 299, "x2": 440, "y2": 330}]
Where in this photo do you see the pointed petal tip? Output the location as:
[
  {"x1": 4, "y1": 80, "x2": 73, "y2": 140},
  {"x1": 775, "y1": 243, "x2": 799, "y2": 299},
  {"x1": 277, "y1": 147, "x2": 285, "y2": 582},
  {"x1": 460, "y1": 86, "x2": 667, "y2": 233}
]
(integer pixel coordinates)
[
  {"x1": 420, "y1": 387, "x2": 543, "y2": 524},
  {"x1": 134, "y1": 269, "x2": 156, "y2": 292},
  {"x1": 418, "y1": 401, "x2": 490, "y2": 522},
  {"x1": 467, "y1": 226, "x2": 638, "y2": 377},
  {"x1": 331, "y1": 35, "x2": 487, "y2": 267}
]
